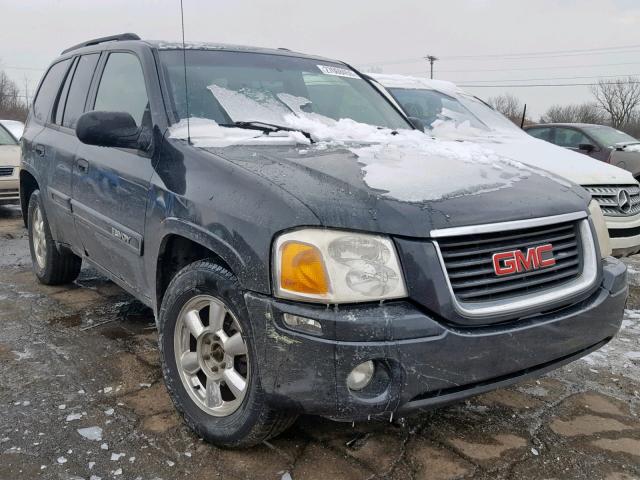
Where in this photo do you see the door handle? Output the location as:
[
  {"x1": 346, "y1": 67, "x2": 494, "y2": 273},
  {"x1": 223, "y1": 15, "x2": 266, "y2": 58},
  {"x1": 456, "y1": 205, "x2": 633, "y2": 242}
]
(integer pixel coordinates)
[
  {"x1": 77, "y1": 158, "x2": 89, "y2": 174},
  {"x1": 35, "y1": 144, "x2": 45, "y2": 157}
]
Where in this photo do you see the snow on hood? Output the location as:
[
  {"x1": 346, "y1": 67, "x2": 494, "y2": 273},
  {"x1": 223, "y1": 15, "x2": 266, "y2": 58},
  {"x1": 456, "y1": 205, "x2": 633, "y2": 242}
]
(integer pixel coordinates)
[
  {"x1": 371, "y1": 73, "x2": 463, "y2": 95},
  {"x1": 168, "y1": 85, "x2": 573, "y2": 203},
  {"x1": 281, "y1": 114, "x2": 572, "y2": 202},
  {"x1": 465, "y1": 134, "x2": 637, "y2": 185},
  {"x1": 371, "y1": 74, "x2": 636, "y2": 186},
  {"x1": 352, "y1": 142, "x2": 531, "y2": 202},
  {"x1": 172, "y1": 117, "x2": 561, "y2": 203}
]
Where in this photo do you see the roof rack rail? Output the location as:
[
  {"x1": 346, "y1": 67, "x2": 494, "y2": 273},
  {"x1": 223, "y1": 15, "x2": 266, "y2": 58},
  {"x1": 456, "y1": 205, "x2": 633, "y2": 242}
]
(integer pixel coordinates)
[{"x1": 61, "y1": 33, "x2": 141, "y2": 55}]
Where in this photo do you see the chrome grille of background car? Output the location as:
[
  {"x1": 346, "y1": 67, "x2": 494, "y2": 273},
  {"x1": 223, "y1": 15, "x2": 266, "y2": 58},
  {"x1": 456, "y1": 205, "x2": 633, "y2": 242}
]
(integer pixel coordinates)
[
  {"x1": 436, "y1": 220, "x2": 583, "y2": 303},
  {"x1": 583, "y1": 185, "x2": 640, "y2": 217},
  {"x1": 0, "y1": 167, "x2": 14, "y2": 177}
]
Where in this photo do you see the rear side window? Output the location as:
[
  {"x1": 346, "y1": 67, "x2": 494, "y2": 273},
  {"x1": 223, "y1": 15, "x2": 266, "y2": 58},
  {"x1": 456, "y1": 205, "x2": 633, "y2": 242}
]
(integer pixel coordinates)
[
  {"x1": 94, "y1": 53, "x2": 149, "y2": 126},
  {"x1": 62, "y1": 54, "x2": 100, "y2": 128},
  {"x1": 54, "y1": 58, "x2": 78, "y2": 126},
  {"x1": 33, "y1": 59, "x2": 72, "y2": 123},
  {"x1": 527, "y1": 127, "x2": 553, "y2": 142}
]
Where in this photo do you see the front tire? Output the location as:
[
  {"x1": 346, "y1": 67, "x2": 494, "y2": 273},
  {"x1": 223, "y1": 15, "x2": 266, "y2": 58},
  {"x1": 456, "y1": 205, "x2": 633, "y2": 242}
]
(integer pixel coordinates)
[
  {"x1": 27, "y1": 190, "x2": 82, "y2": 285},
  {"x1": 158, "y1": 260, "x2": 296, "y2": 448}
]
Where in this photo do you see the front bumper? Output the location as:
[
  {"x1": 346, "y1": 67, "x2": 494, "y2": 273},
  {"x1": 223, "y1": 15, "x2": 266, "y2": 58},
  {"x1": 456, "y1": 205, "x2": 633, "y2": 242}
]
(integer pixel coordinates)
[
  {"x1": 606, "y1": 213, "x2": 640, "y2": 256},
  {"x1": 0, "y1": 170, "x2": 20, "y2": 205},
  {"x1": 245, "y1": 257, "x2": 627, "y2": 420}
]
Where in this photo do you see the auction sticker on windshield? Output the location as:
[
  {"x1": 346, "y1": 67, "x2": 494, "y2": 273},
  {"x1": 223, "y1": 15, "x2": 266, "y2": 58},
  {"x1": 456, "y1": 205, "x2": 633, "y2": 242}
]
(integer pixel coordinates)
[{"x1": 317, "y1": 65, "x2": 359, "y2": 79}]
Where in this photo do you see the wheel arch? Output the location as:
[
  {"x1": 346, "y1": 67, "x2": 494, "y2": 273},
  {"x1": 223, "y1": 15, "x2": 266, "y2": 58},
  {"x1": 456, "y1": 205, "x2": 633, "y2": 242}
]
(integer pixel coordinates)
[
  {"x1": 20, "y1": 169, "x2": 40, "y2": 228},
  {"x1": 154, "y1": 220, "x2": 250, "y2": 312}
]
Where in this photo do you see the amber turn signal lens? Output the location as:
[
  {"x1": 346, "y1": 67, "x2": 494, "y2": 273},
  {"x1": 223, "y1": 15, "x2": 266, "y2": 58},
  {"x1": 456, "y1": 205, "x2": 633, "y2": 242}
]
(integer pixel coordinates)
[{"x1": 280, "y1": 242, "x2": 329, "y2": 295}]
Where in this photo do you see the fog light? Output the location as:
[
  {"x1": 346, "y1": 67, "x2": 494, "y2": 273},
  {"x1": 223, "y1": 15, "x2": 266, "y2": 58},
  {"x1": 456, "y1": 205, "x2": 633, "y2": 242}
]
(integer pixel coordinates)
[
  {"x1": 283, "y1": 313, "x2": 322, "y2": 335},
  {"x1": 346, "y1": 360, "x2": 375, "y2": 391}
]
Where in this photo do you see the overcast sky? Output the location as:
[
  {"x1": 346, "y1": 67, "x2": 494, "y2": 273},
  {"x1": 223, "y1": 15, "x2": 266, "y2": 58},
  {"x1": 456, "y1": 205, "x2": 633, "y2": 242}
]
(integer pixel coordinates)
[{"x1": 2, "y1": 0, "x2": 640, "y2": 118}]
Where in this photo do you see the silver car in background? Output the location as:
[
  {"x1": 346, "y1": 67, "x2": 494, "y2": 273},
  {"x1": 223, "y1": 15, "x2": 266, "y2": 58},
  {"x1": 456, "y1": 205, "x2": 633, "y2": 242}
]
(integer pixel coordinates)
[
  {"x1": 371, "y1": 73, "x2": 640, "y2": 257},
  {"x1": 524, "y1": 123, "x2": 640, "y2": 180},
  {"x1": 0, "y1": 122, "x2": 20, "y2": 205}
]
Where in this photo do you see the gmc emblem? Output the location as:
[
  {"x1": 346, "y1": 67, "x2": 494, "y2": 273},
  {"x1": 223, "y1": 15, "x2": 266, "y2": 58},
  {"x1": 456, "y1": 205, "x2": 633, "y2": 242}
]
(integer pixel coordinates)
[{"x1": 492, "y1": 244, "x2": 556, "y2": 276}]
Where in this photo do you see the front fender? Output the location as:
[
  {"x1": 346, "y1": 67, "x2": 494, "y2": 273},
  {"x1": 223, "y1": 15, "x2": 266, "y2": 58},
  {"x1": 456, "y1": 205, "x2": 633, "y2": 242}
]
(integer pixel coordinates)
[{"x1": 159, "y1": 217, "x2": 247, "y2": 280}]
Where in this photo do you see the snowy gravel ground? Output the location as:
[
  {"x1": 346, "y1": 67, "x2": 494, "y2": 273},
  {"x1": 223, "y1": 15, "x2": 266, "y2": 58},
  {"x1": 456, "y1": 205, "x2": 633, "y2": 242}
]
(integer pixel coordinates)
[{"x1": 0, "y1": 204, "x2": 638, "y2": 480}]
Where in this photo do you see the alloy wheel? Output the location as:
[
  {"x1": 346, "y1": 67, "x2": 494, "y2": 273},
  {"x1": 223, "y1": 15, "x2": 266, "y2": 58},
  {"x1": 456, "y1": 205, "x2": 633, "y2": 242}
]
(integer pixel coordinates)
[
  {"x1": 32, "y1": 205, "x2": 47, "y2": 269},
  {"x1": 173, "y1": 295, "x2": 250, "y2": 417}
]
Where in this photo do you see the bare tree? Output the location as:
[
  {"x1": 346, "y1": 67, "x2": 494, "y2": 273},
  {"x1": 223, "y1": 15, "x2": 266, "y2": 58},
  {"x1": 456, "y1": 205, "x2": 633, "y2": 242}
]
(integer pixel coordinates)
[
  {"x1": 486, "y1": 93, "x2": 525, "y2": 125},
  {"x1": 540, "y1": 103, "x2": 606, "y2": 124},
  {"x1": 0, "y1": 69, "x2": 29, "y2": 121},
  {"x1": 591, "y1": 77, "x2": 640, "y2": 128}
]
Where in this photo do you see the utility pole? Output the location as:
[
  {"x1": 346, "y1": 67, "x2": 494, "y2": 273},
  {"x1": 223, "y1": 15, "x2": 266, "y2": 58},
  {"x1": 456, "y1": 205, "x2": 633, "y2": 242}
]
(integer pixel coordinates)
[
  {"x1": 23, "y1": 76, "x2": 29, "y2": 108},
  {"x1": 425, "y1": 55, "x2": 438, "y2": 79}
]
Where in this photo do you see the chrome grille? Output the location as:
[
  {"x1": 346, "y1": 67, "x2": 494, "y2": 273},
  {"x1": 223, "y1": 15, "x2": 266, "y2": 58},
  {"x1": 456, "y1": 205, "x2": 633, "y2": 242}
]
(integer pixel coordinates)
[
  {"x1": 0, "y1": 167, "x2": 13, "y2": 177},
  {"x1": 436, "y1": 220, "x2": 583, "y2": 304},
  {"x1": 584, "y1": 184, "x2": 640, "y2": 217}
]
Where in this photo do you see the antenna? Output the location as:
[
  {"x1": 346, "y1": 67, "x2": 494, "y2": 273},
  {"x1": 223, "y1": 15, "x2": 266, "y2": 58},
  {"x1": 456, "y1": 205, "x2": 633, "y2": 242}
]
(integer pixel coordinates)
[{"x1": 180, "y1": 0, "x2": 191, "y2": 144}]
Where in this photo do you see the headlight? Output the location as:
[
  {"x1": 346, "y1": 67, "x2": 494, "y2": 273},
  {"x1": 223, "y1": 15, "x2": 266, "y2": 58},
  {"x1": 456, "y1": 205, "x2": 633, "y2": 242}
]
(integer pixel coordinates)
[
  {"x1": 273, "y1": 229, "x2": 407, "y2": 303},
  {"x1": 588, "y1": 200, "x2": 611, "y2": 258}
]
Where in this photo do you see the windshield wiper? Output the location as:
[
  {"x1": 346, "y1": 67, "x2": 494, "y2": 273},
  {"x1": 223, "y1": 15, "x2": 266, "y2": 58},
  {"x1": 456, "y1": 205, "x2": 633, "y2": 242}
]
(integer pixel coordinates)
[{"x1": 220, "y1": 121, "x2": 314, "y2": 143}]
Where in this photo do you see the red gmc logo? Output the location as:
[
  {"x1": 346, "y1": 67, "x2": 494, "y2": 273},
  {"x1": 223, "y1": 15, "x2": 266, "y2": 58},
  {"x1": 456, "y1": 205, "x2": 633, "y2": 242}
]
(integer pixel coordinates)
[{"x1": 492, "y1": 244, "x2": 556, "y2": 276}]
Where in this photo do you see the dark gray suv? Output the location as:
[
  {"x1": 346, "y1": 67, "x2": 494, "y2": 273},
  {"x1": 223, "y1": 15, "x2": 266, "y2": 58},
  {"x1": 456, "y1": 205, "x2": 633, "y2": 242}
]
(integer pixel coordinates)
[{"x1": 20, "y1": 34, "x2": 627, "y2": 447}]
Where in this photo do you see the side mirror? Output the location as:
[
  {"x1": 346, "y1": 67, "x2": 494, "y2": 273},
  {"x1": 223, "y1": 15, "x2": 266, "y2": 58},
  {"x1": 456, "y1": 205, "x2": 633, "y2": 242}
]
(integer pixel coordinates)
[
  {"x1": 578, "y1": 143, "x2": 596, "y2": 152},
  {"x1": 407, "y1": 116, "x2": 426, "y2": 132},
  {"x1": 76, "y1": 111, "x2": 148, "y2": 150}
]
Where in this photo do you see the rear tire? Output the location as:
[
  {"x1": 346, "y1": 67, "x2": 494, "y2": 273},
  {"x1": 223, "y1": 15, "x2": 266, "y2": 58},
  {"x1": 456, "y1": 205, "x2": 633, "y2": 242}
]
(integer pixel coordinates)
[
  {"x1": 27, "y1": 190, "x2": 82, "y2": 285},
  {"x1": 158, "y1": 260, "x2": 296, "y2": 448}
]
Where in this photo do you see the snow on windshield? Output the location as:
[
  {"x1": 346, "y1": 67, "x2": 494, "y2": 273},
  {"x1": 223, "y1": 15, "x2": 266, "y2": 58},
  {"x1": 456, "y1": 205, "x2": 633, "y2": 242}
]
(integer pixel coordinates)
[
  {"x1": 169, "y1": 85, "x2": 550, "y2": 203},
  {"x1": 207, "y1": 85, "x2": 292, "y2": 125}
]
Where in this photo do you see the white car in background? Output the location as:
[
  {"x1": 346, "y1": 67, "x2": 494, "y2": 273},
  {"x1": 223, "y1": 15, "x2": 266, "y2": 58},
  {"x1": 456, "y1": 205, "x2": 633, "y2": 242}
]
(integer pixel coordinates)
[
  {"x1": 0, "y1": 120, "x2": 25, "y2": 141},
  {"x1": 0, "y1": 122, "x2": 20, "y2": 205},
  {"x1": 372, "y1": 73, "x2": 640, "y2": 257}
]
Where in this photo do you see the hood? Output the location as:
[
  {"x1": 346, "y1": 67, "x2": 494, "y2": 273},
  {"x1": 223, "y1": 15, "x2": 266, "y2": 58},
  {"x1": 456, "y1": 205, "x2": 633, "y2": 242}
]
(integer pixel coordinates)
[
  {"x1": 446, "y1": 132, "x2": 636, "y2": 186},
  {"x1": 0, "y1": 145, "x2": 20, "y2": 166},
  {"x1": 203, "y1": 144, "x2": 590, "y2": 237}
]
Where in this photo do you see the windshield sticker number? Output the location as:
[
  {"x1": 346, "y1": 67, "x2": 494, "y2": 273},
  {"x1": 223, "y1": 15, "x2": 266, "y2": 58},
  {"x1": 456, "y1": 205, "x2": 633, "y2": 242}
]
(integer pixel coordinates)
[{"x1": 317, "y1": 65, "x2": 359, "y2": 79}]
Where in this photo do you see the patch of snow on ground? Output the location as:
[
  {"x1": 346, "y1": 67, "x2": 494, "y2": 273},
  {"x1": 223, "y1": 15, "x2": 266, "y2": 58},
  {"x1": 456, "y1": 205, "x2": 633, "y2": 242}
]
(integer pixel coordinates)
[{"x1": 77, "y1": 427, "x2": 103, "y2": 441}]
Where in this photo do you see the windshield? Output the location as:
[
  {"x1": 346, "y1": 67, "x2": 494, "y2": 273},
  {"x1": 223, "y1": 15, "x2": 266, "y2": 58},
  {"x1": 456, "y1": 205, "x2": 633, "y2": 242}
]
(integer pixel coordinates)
[
  {"x1": 582, "y1": 125, "x2": 638, "y2": 146},
  {"x1": 159, "y1": 50, "x2": 411, "y2": 132},
  {"x1": 387, "y1": 87, "x2": 521, "y2": 134},
  {"x1": 0, "y1": 124, "x2": 17, "y2": 146}
]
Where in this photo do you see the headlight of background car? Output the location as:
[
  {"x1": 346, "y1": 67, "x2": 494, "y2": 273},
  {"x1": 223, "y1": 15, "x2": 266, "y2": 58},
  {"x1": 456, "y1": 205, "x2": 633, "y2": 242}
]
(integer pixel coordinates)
[
  {"x1": 588, "y1": 200, "x2": 612, "y2": 258},
  {"x1": 274, "y1": 229, "x2": 408, "y2": 303}
]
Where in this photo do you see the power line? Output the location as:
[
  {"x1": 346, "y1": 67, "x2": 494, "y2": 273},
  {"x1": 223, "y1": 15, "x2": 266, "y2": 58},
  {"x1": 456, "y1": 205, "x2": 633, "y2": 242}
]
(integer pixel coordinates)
[
  {"x1": 357, "y1": 42, "x2": 640, "y2": 67},
  {"x1": 444, "y1": 45, "x2": 640, "y2": 60},
  {"x1": 450, "y1": 72, "x2": 640, "y2": 84},
  {"x1": 458, "y1": 81, "x2": 640, "y2": 88},
  {"x1": 413, "y1": 60, "x2": 640, "y2": 74}
]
